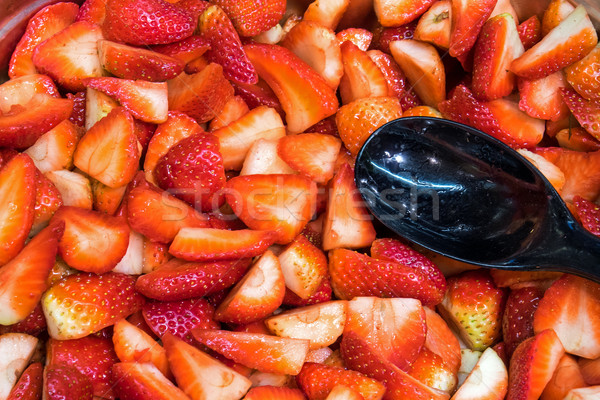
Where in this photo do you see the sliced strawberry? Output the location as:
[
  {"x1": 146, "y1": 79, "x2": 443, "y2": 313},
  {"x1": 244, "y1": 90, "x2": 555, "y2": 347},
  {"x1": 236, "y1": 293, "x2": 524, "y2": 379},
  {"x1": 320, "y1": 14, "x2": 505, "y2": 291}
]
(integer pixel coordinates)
[
  {"x1": 414, "y1": 0, "x2": 451, "y2": 49},
  {"x1": 281, "y1": 20, "x2": 343, "y2": 90},
  {"x1": 6, "y1": 362, "x2": 42, "y2": 400},
  {"x1": 208, "y1": 97, "x2": 248, "y2": 133},
  {"x1": 282, "y1": 275, "x2": 333, "y2": 307},
  {"x1": 541, "y1": 148, "x2": 600, "y2": 202},
  {"x1": 214, "y1": 251, "x2": 285, "y2": 324},
  {"x1": 542, "y1": 354, "x2": 587, "y2": 400},
  {"x1": 302, "y1": 0, "x2": 350, "y2": 31},
  {"x1": 408, "y1": 348, "x2": 457, "y2": 393},
  {"x1": 152, "y1": 35, "x2": 211, "y2": 64},
  {"x1": 573, "y1": 196, "x2": 600, "y2": 236},
  {"x1": 67, "y1": 91, "x2": 86, "y2": 127},
  {"x1": 91, "y1": 179, "x2": 127, "y2": 215},
  {"x1": 226, "y1": 174, "x2": 317, "y2": 244},
  {"x1": 507, "y1": 329, "x2": 565, "y2": 400},
  {"x1": 142, "y1": 297, "x2": 219, "y2": 343},
  {"x1": 579, "y1": 357, "x2": 600, "y2": 385},
  {"x1": 193, "y1": 329, "x2": 310, "y2": 375},
  {"x1": 423, "y1": 307, "x2": 461, "y2": 375},
  {"x1": 45, "y1": 170, "x2": 93, "y2": 210},
  {"x1": 44, "y1": 364, "x2": 93, "y2": 400},
  {"x1": 449, "y1": 0, "x2": 497, "y2": 57},
  {"x1": 565, "y1": 44, "x2": 600, "y2": 101},
  {"x1": 162, "y1": 333, "x2": 252, "y2": 399},
  {"x1": 0, "y1": 303, "x2": 47, "y2": 336},
  {"x1": 533, "y1": 274, "x2": 600, "y2": 359},
  {"x1": 77, "y1": 0, "x2": 107, "y2": 24},
  {"x1": 542, "y1": 0, "x2": 575, "y2": 35},
  {"x1": 31, "y1": 170, "x2": 63, "y2": 234},
  {"x1": 561, "y1": 88, "x2": 600, "y2": 141},
  {"x1": 103, "y1": 0, "x2": 195, "y2": 45},
  {"x1": 0, "y1": 153, "x2": 36, "y2": 265},
  {"x1": 141, "y1": 238, "x2": 171, "y2": 274},
  {"x1": 438, "y1": 269, "x2": 507, "y2": 351},
  {"x1": 278, "y1": 133, "x2": 341, "y2": 184},
  {"x1": 276, "y1": 235, "x2": 327, "y2": 300},
  {"x1": 472, "y1": 13, "x2": 524, "y2": 101},
  {"x1": 232, "y1": 80, "x2": 284, "y2": 116},
  {"x1": 244, "y1": 386, "x2": 306, "y2": 400},
  {"x1": 339, "y1": 41, "x2": 389, "y2": 104},
  {"x1": 511, "y1": 5, "x2": 598, "y2": 80},
  {"x1": 24, "y1": 119, "x2": 82, "y2": 174},
  {"x1": 556, "y1": 127, "x2": 600, "y2": 152},
  {"x1": 337, "y1": 28, "x2": 373, "y2": 50},
  {"x1": 245, "y1": 43, "x2": 339, "y2": 134},
  {"x1": 502, "y1": 286, "x2": 543, "y2": 357},
  {"x1": 452, "y1": 347, "x2": 507, "y2": 400},
  {"x1": 135, "y1": 258, "x2": 251, "y2": 301},
  {"x1": 85, "y1": 87, "x2": 119, "y2": 131},
  {"x1": 198, "y1": 5, "x2": 258, "y2": 84},
  {"x1": 47, "y1": 336, "x2": 119, "y2": 399},
  {"x1": 112, "y1": 363, "x2": 188, "y2": 400},
  {"x1": 517, "y1": 15, "x2": 542, "y2": 50},
  {"x1": 518, "y1": 71, "x2": 569, "y2": 121},
  {"x1": 42, "y1": 272, "x2": 144, "y2": 339},
  {"x1": 8, "y1": 2, "x2": 79, "y2": 78},
  {"x1": 371, "y1": 22, "x2": 416, "y2": 53},
  {"x1": 153, "y1": 132, "x2": 225, "y2": 212},
  {"x1": 32, "y1": 21, "x2": 105, "y2": 92},
  {"x1": 296, "y1": 362, "x2": 386, "y2": 400},
  {"x1": 167, "y1": 63, "x2": 234, "y2": 123},
  {"x1": 210, "y1": 0, "x2": 285, "y2": 37},
  {"x1": 374, "y1": 0, "x2": 434, "y2": 27}
]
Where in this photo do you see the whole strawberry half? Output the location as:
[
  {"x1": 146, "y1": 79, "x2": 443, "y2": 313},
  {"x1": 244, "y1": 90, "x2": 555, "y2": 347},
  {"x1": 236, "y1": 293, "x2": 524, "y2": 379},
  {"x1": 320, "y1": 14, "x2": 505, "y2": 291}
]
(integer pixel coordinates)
[{"x1": 154, "y1": 132, "x2": 226, "y2": 213}]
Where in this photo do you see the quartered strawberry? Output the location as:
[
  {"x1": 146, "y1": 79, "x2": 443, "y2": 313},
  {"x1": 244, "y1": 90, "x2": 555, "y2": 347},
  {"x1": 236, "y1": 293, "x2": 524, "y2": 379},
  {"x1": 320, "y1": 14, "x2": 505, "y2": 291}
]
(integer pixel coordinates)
[
  {"x1": 337, "y1": 28, "x2": 373, "y2": 50},
  {"x1": 162, "y1": 334, "x2": 252, "y2": 399},
  {"x1": 452, "y1": 347, "x2": 508, "y2": 400},
  {"x1": 244, "y1": 386, "x2": 306, "y2": 400},
  {"x1": 302, "y1": 0, "x2": 349, "y2": 31},
  {"x1": 24, "y1": 118, "x2": 81, "y2": 174},
  {"x1": 42, "y1": 272, "x2": 144, "y2": 340},
  {"x1": 296, "y1": 362, "x2": 386, "y2": 400},
  {"x1": 167, "y1": 64, "x2": 235, "y2": 123},
  {"x1": 103, "y1": 0, "x2": 196, "y2": 45},
  {"x1": 98, "y1": 40, "x2": 184, "y2": 82},
  {"x1": 556, "y1": 127, "x2": 600, "y2": 152},
  {"x1": 517, "y1": 15, "x2": 542, "y2": 50},
  {"x1": 511, "y1": 5, "x2": 598, "y2": 80},
  {"x1": 245, "y1": 43, "x2": 339, "y2": 134},
  {"x1": 565, "y1": 44, "x2": 600, "y2": 101},
  {"x1": 6, "y1": 362, "x2": 42, "y2": 400},
  {"x1": 573, "y1": 196, "x2": 600, "y2": 236},
  {"x1": 74, "y1": 107, "x2": 140, "y2": 188},
  {"x1": 472, "y1": 13, "x2": 524, "y2": 101},
  {"x1": 112, "y1": 362, "x2": 188, "y2": 400},
  {"x1": 541, "y1": 354, "x2": 587, "y2": 400},
  {"x1": 339, "y1": 40, "x2": 389, "y2": 104},
  {"x1": 277, "y1": 235, "x2": 328, "y2": 300},
  {"x1": 423, "y1": 307, "x2": 462, "y2": 375},
  {"x1": 0, "y1": 303, "x2": 47, "y2": 336},
  {"x1": 438, "y1": 269, "x2": 507, "y2": 351},
  {"x1": 47, "y1": 336, "x2": 119, "y2": 399},
  {"x1": 561, "y1": 88, "x2": 600, "y2": 140},
  {"x1": 208, "y1": 95, "x2": 249, "y2": 131},
  {"x1": 135, "y1": 258, "x2": 252, "y2": 301},
  {"x1": 232, "y1": 80, "x2": 284, "y2": 116},
  {"x1": 534, "y1": 274, "x2": 600, "y2": 359},
  {"x1": 226, "y1": 174, "x2": 317, "y2": 244},
  {"x1": 8, "y1": 2, "x2": 79, "y2": 78},
  {"x1": 32, "y1": 170, "x2": 63, "y2": 233},
  {"x1": 32, "y1": 21, "x2": 105, "y2": 92},
  {"x1": 154, "y1": 132, "x2": 225, "y2": 212},
  {"x1": 408, "y1": 348, "x2": 457, "y2": 393},
  {"x1": 44, "y1": 364, "x2": 94, "y2": 400},
  {"x1": 282, "y1": 275, "x2": 333, "y2": 307},
  {"x1": 502, "y1": 286, "x2": 543, "y2": 357},
  {"x1": 374, "y1": 0, "x2": 434, "y2": 27},
  {"x1": 198, "y1": 5, "x2": 258, "y2": 84},
  {"x1": 142, "y1": 297, "x2": 219, "y2": 343},
  {"x1": 210, "y1": 0, "x2": 286, "y2": 37},
  {"x1": 414, "y1": 0, "x2": 451, "y2": 49},
  {"x1": 193, "y1": 329, "x2": 310, "y2": 375},
  {"x1": 518, "y1": 71, "x2": 569, "y2": 121},
  {"x1": 507, "y1": 329, "x2": 565, "y2": 400},
  {"x1": 152, "y1": 35, "x2": 210, "y2": 64},
  {"x1": 370, "y1": 21, "x2": 417, "y2": 53},
  {"x1": 278, "y1": 133, "x2": 341, "y2": 184},
  {"x1": 449, "y1": 0, "x2": 497, "y2": 57}
]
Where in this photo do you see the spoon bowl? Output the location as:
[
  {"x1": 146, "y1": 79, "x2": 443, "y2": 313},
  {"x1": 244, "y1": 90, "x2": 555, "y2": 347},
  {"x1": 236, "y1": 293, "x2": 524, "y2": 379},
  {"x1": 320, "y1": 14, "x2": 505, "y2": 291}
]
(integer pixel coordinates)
[{"x1": 355, "y1": 117, "x2": 600, "y2": 282}]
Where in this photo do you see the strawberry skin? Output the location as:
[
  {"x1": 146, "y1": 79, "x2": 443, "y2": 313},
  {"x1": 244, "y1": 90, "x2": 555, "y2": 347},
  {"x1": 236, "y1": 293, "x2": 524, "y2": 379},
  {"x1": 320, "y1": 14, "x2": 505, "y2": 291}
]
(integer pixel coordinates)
[
  {"x1": 211, "y1": 0, "x2": 286, "y2": 37},
  {"x1": 502, "y1": 286, "x2": 543, "y2": 357},
  {"x1": 517, "y1": 15, "x2": 542, "y2": 50},
  {"x1": 573, "y1": 196, "x2": 600, "y2": 236},
  {"x1": 6, "y1": 362, "x2": 42, "y2": 400},
  {"x1": 103, "y1": 0, "x2": 196, "y2": 45},
  {"x1": 112, "y1": 362, "x2": 189, "y2": 400},
  {"x1": 561, "y1": 88, "x2": 600, "y2": 141},
  {"x1": 449, "y1": 0, "x2": 497, "y2": 57},
  {"x1": 0, "y1": 303, "x2": 47, "y2": 336},
  {"x1": 565, "y1": 44, "x2": 600, "y2": 101},
  {"x1": 44, "y1": 364, "x2": 94, "y2": 400}
]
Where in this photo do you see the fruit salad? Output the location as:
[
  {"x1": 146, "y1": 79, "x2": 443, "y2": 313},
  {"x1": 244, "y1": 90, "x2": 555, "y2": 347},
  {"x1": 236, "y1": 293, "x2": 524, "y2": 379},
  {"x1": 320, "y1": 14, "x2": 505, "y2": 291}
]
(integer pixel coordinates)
[{"x1": 0, "y1": 0, "x2": 599, "y2": 399}]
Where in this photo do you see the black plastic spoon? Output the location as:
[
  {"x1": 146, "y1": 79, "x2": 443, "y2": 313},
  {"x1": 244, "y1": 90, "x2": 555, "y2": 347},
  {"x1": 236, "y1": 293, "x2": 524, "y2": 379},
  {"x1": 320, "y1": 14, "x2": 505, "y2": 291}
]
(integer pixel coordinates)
[{"x1": 355, "y1": 116, "x2": 600, "y2": 282}]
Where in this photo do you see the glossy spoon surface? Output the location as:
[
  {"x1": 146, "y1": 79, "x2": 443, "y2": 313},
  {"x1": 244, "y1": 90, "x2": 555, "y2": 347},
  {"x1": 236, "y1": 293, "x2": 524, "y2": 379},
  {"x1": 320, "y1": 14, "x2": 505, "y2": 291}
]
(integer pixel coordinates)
[{"x1": 355, "y1": 117, "x2": 600, "y2": 282}]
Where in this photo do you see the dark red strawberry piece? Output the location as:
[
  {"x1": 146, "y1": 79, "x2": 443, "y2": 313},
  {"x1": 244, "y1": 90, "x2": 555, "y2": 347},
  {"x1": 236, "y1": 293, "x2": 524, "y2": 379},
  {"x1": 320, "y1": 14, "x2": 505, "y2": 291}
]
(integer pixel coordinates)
[
  {"x1": 44, "y1": 364, "x2": 94, "y2": 400},
  {"x1": 573, "y1": 195, "x2": 600, "y2": 236},
  {"x1": 503, "y1": 286, "x2": 544, "y2": 357},
  {"x1": 7, "y1": 362, "x2": 43, "y2": 400},
  {"x1": 518, "y1": 15, "x2": 542, "y2": 50},
  {"x1": 371, "y1": 22, "x2": 417, "y2": 53}
]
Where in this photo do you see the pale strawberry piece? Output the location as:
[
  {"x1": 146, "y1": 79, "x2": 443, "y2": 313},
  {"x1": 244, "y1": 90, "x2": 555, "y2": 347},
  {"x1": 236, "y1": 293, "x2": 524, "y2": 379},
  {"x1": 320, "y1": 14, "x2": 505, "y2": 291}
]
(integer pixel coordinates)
[
  {"x1": 245, "y1": 43, "x2": 339, "y2": 134},
  {"x1": 77, "y1": 0, "x2": 107, "y2": 24},
  {"x1": 325, "y1": 385, "x2": 365, "y2": 400},
  {"x1": 167, "y1": 63, "x2": 234, "y2": 123},
  {"x1": 24, "y1": 120, "x2": 81, "y2": 174},
  {"x1": 303, "y1": 0, "x2": 350, "y2": 30},
  {"x1": 408, "y1": 349, "x2": 457, "y2": 393},
  {"x1": 452, "y1": 347, "x2": 507, "y2": 400},
  {"x1": 6, "y1": 362, "x2": 42, "y2": 400},
  {"x1": 542, "y1": 0, "x2": 575, "y2": 35},
  {"x1": 85, "y1": 87, "x2": 119, "y2": 131},
  {"x1": 245, "y1": 386, "x2": 306, "y2": 400},
  {"x1": 337, "y1": 28, "x2": 373, "y2": 51},
  {"x1": 541, "y1": 354, "x2": 587, "y2": 400},
  {"x1": 449, "y1": 0, "x2": 497, "y2": 57},
  {"x1": 45, "y1": 169, "x2": 93, "y2": 209},
  {"x1": 44, "y1": 364, "x2": 94, "y2": 400},
  {"x1": 518, "y1": 71, "x2": 569, "y2": 121},
  {"x1": 579, "y1": 357, "x2": 600, "y2": 385},
  {"x1": 214, "y1": 250, "x2": 285, "y2": 324},
  {"x1": 563, "y1": 386, "x2": 600, "y2": 400},
  {"x1": 556, "y1": 127, "x2": 600, "y2": 152},
  {"x1": 42, "y1": 272, "x2": 144, "y2": 339},
  {"x1": 511, "y1": 6, "x2": 598, "y2": 80},
  {"x1": 163, "y1": 333, "x2": 252, "y2": 399},
  {"x1": 240, "y1": 138, "x2": 296, "y2": 176},
  {"x1": 507, "y1": 329, "x2": 565, "y2": 400},
  {"x1": 518, "y1": 15, "x2": 542, "y2": 50},
  {"x1": 423, "y1": 307, "x2": 461, "y2": 375},
  {"x1": 0, "y1": 333, "x2": 39, "y2": 399},
  {"x1": 414, "y1": 0, "x2": 451, "y2": 49},
  {"x1": 281, "y1": 21, "x2": 343, "y2": 90},
  {"x1": 211, "y1": 0, "x2": 286, "y2": 37},
  {"x1": 112, "y1": 362, "x2": 188, "y2": 400},
  {"x1": 339, "y1": 41, "x2": 389, "y2": 104},
  {"x1": 565, "y1": 44, "x2": 600, "y2": 101},
  {"x1": 8, "y1": 2, "x2": 79, "y2": 78},
  {"x1": 278, "y1": 133, "x2": 342, "y2": 184},
  {"x1": 561, "y1": 88, "x2": 600, "y2": 140},
  {"x1": 533, "y1": 274, "x2": 600, "y2": 358},
  {"x1": 209, "y1": 96, "x2": 249, "y2": 131},
  {"x1": 374, "y1": 0, "x2": 435, "y2": 27},
  {"x1": 193, "y1": 329, "x2": 310, "y2": 375}
]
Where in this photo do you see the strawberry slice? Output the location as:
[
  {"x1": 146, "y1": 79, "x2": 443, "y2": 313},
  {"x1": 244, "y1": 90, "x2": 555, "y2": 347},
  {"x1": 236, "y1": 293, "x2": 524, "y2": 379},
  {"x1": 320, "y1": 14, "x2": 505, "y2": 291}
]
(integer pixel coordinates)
[
  {"x1": 42, "y1": 272, "x2": 144, "y2": 339},
  {"x1": 511, "y1": 5, "x2": 598, "y2": 80},
  {"x1": 44, "y1": 364, "x2": 94, "y2": 400},
  {"x1": 77, "y1": 0, "x2": 107, "y2": 24},
  {"x1": 282, "y1": 275, "x2": 333, "y2": 307},
  {"x1": 98, "y1": 40, "x2": 184, "y2": 82},
  {"x1": 278, "y1": 133, "x2": 342, "y2": 183},
  {"x1": 438, "y1": 269, "x2": 507, "y2": 351},
  {"x1": 208, "y1": 95, "x2": 249, "y2": 131},
  {"x1": 449, "y1": 0, "x2": 497, "y2": 57},
  {"x1": 52, "y1": 206, "x2": 130, "y2": 274},
  {"x1": 32, "y1": 21, "x2": 106, "y2": 92},
  {"x1": 210, "y1": 0, "x2": 286, "y2": 37},
  {"x1": 573, "y1": 196, "x2": 600, "y2": 236},
  {"x1": 198, "y1": 5, "x2": 258, "y2": 84},
  {"x1": 73, "y1": 107, "x2": 140, "y2": 188},
  {"x1": 408, "y1": 348, "x2": 457, "y2": 393},
  {"x1": 423, "y1": 307, "x2": 461, "y2": 375},
  {"x1": 507, "y1": 329, "x2": 565, "y2": 400},
  {"x1": 214, "y1": 251, "x2": 285, "y2": 324},
  {"x1": 517, "y1": 15, "x2": 542, "y2": 50},
  {"x1": 539, "y1": 148, "x2": 600, "y2": 202},
  {"x1": 31, "y1": 170, "x2": 63, "y2": 234},
  {"x1": 45, "y1": 170, "x2": 93, "y2": 210},
  {"x1": 162, "y1": 334, "x2": 252, "y2": 399},
  {"x1": 472, "y1": 13, "x2": 524, "y2": 101},
  {"x1": 6, "y1": 362, "x2": 42, "y2": 400},
  {"x1": 142, "y1": 297, "x2": 219, "y2": 343},
  {"x1": 565, "y1": 44, "x2": 600, "y2": 101},
  {"x1": 502, "y1": 286, "x2": 543, "y2": 357},
  {"x1": 542, "y1": 354, "x2": 587, "y2": 400},
  {"x1": 24, "y1": 119, "x2": 82, "y2": 174},
  {"x1": 374, "y1": 0, "x2": 434, "y2": 27},
  {"x1": 0, "y1": 222, "x2": 62, "y2": 326},
  {"x1": 152, "y1": 35, "x2": 211, "y2": 64},
  {"x1": 371, "y1": 22, "x2": 417, "y2": 53},
  {"x1": 0, "y1": 303, "x2": 47, "y2": 336},
  {"x1": 518, "y1": 71, "x2": 569, "y2": 121},
  {"x1": 555, "y1": 127, "x2": 600, "y2": 152},
  {"x1": 103, "y1": 0, "x2": 195, "y2": 45},
  {"x1": 452, "y1": 347, "x2": 507, "y2": 400},
  {"x1": 135, "y1": 258, "x2": 252, "y2": 301},
  {"x1": 112, "y1": 362, "x2": 188, "y2": 400},
  {"x1": 337, "y1": 28, "x2": 373, "y2": 50},
  {"x1": 302, "y1": 0, "x2": 350, "y2": 31},
  {"x1": 296, "y1": 362, "x2": 386, "y2": 400},
  {"x1": 232, "y1": 80, "x2": 284, "y2": 116},
  {"x1": 541, "y1": 0, "x2": 575, "y2": 35},
  {"x1": 278, "y1": 235, "x2": 328, "y2": 300},
  {"x1": 193, "y1": 329, "x2": 310, "y2": 375},
  {"x1": 154, "y1": 132, "x2": 225, "y2": 212},
  {"x1": 244, "y1": 386, "x2": 306, "y2": 400},
  {"x1": 0, "y1": 153, "x2": 36, "y2": 265},
  {"x1": 561, "y1": 88, "x2": 600, "y2": 140},
  {"x1": 245, "y1": 43, "x2": 339, "y2": 134},
  {"x1": 579, "y1": 357, "x2": 600, "y2": 386},
  {"x1": 414, "y1": 0, "x2": 451, "y2": 49},
  {"x1": 167, "y1": 63, "x2": 235, "y2": 123},
  {"x1": 47, "y1": 336, "x2": 119, "y2": 399},
  {"x1": 534, "y1": 274, "x2": 600, "y2": 359},
  {"x1": 339, "y1": 41, "x2": 389, "y2": 104},
  {"x1": 8, "y1": 2, "x2": 79, "y2": 78}
]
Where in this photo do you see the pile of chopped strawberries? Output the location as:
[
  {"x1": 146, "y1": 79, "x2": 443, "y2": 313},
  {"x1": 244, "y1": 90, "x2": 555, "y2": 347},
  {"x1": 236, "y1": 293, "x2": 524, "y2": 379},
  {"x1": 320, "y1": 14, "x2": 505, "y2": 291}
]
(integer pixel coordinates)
[{"x1": 1, "y1": 0, "x2": 600, "y2": 398}]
